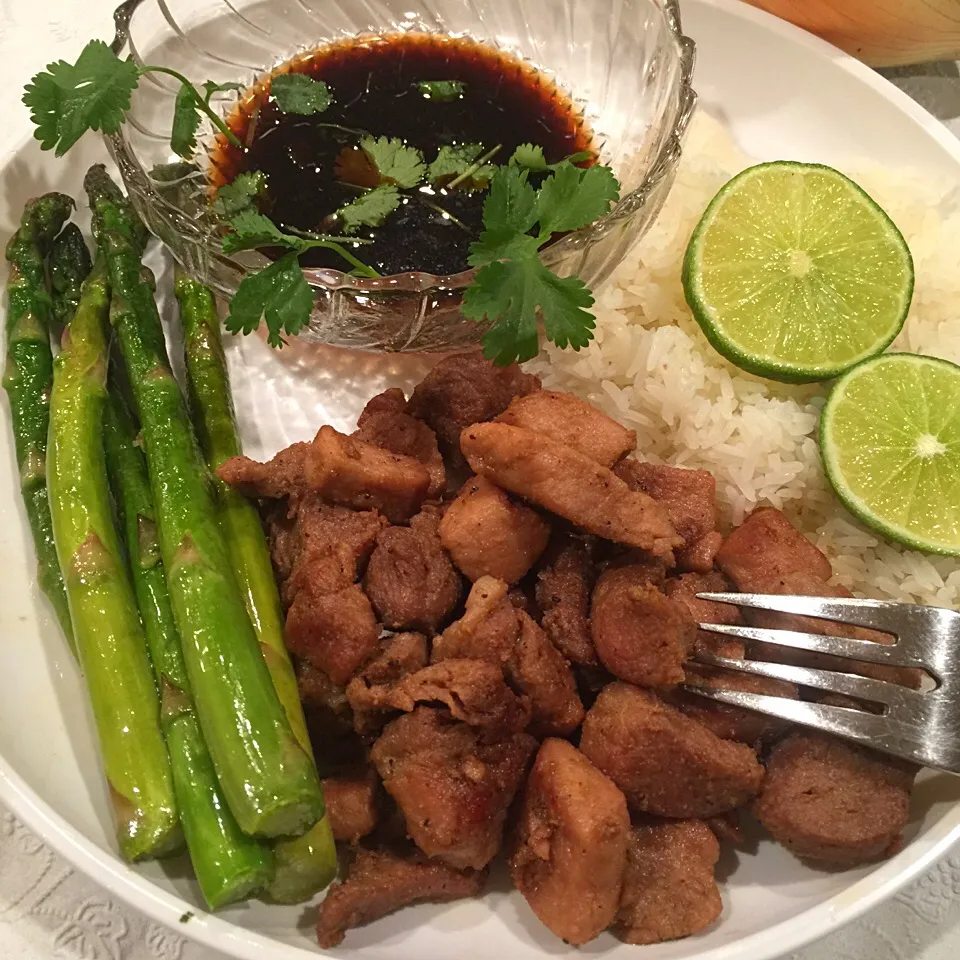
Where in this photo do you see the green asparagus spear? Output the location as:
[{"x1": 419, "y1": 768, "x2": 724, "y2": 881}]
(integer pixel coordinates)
[
  {"x1": 102, "y1": 392, "x2": 274, "y2": 906},
  {"x1": 84, "y1": 164, "x2": 325, "y2": 839},
  {"x1": 175, "y1": 271, "x2": 337, "y2": 902},
  {"x1": 4, "y1": 195, "x2": 75, "y2": 645},
  {"x1": 49, "y1": 224, "x2": 92, "y2": 328},
  {"x1": 47, "y1": 258, "x2": 180, "y2": 860}
]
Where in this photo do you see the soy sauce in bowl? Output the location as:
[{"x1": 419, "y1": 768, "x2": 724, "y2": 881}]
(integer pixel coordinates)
[{"x1": 210, "y1": 33, "x2": 595, "y2": 276}]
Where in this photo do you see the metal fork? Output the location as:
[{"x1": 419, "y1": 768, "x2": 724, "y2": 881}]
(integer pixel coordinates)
[{"x1": 683, "y1": 593, "x2": 960, "y2": 774}]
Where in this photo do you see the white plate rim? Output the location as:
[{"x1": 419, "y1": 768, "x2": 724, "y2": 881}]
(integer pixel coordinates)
[{"x1": 1, "y1": 0, "x2": 960, "y2": 957}]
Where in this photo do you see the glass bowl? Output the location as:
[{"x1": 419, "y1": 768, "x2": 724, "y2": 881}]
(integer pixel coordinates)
[{"x1": 109, "y1": 0, "x2": 696, "y2": 352}]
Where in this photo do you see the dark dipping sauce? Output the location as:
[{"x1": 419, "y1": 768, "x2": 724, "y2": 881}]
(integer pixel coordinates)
[{"x1": 210, "y1": 33, "x2": 594, "y2": 276}]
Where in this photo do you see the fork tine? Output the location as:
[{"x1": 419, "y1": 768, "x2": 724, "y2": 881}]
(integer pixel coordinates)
[
  {"x1": 693, "y1": 651, "x2": 918, "y2": 707},
  {"x1": 696, "y1": 622, "x2": 925, "y2": 670}
]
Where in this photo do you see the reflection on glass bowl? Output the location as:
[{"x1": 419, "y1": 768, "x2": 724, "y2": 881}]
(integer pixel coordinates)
[{"x1": 109, "y1": 0, "x2": 696, "y2": 352}]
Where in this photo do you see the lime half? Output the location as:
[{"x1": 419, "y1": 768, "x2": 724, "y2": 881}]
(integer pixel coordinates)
[
  {"x1": 682, "y1": 162, "x2": 914, "y2": 383},
  {"x1": 821, "y1": 353, "x2": 960, "y2": 555}
]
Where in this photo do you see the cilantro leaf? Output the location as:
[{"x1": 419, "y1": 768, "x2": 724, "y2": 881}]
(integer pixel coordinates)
[
  {"x1": 23, "y1": 39, "x2": 140, "y2": 156},
  {"x1": 467, "y1": 228, "x2": 539, "y2": 268},
  {"x1": 480, "y1": 166, "x2": 537, "y2": 234},
  {"x1": 213, "y1": 171, "x2": 268, "y2": 218},
  {"x1": 427, "y1": 143, "x2": 483, "y2": 183},
  {"x1": 202, "y1": 80, "x2": 243, "y2": 104},
  {"x1": 416, "y1": 80, "x2": 466, "y2": 101},
  {"x1": 270, "y1": 73, "x2": 332, "y2": 115},
  {"x1": 171, "y1": 85, "x2": 202, "y2": 159},
  {"x1": 535, "y1": 161, "x2": 620, "y2": 234},
  {"x1": 224, "y1": 251, "x2": 313, "y2": 347},
  {"x1": 222, "y1": 208, "x2": 299, "y2": 254},
  {"x1": 361, "y1": 136, "x2": 425, "y2": 188},
  {"x1": 509, "y1": 143, "x2": 547, "y2": 172},
  {"x1": 336, "y1": 184, "x2": 401, "y2": 233}
]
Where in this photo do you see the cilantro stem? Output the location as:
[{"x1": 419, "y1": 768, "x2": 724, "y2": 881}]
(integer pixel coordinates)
[
  {"x1": 416, "y1": 196, "x2": 471, "y2": 233},
  {"x1": 447, "y1": 144, "x2": 501, "y2": 190},
  {"x1": 141, "y1": 66, "x2": 243, "y2": 151},
  {"x1": 305, "y1": 242, "x2": 380, "y2": 278},
  {"x1": 284, "y1": 225, "x2": 373, "y2": 245}
]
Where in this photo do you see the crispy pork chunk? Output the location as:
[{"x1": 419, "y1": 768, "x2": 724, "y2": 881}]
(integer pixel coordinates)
[
  {"x1": 439, "y1": 476, "x2": 551, "y2": 583},
  {"x1": 579, "y1": 683, "x2": 764, "y2": 818},
  {"x1": 353, "y1": 388, "x2": 446, "y2": 499},
  {"x1": 371, "y1": 707, "x2": 536, "y2": 869},
  {"x1": 407, "y1": 350, "x2": 541, "y2": 469},
  {"x1": 755, "y1": 732, "x2": 915, "y2": 865},
  {"x1": 296, "y1": 659, "x2": 365, "y2": 770},
  {"x1": 219, "y1": 427, "x2": 429, "y2": 522},
  {"x1": 510, "y1": 739, "x2": 630, "y2": 946},
  {"x1": 461, "y1": 422, "x2": 681, "y2": 557},
  {"x1": 363, "y1": 506, "x2": 462, "y2": 633},
  {"x1": 614, "y1": 459, "x2": 720, "y2": 571},
  {"x1": 535, "y1": 532, "x2": 597, "y2": 665},
  {"x1": 496, "y1": 390, "x2": 636, "y2": 467},
  {"x1": 346, "y1": 659, "x2": 531, "y2": 733},
  {"x1": 591, "y1": 560, "x2": 696, "y2": 687},
  {"x1": 322, "y1": 768, "x2": 381, "y2": 843},
  {"x1": 316, "y1": 846, "x2": 486, "y2": 947},
  {"x1": 434, "y1": 577, "x2": 584, "y2": 737},
  {"x1": 615, "y1": 819, "x2": 722, "y2": 945}
]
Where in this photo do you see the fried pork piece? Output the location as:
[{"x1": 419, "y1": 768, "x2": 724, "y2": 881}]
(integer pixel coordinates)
[
  {"x1": 346, "y1": 659, "x2": 531, "y2": 732},
  {"x1": 353, "y1": 388, "x2": 446, "y2": 499},
  {"x1": 579, "y1": 682, "x2": 764, "y2": 818},
  {"x1": 371, "y1": 707, "x2": 536, "y2": 869},
  {"x1": 363, "y1": 506, "x2": 462, "y2": 633},
  {"x1": 663, "y1": 570, "x2": 746, "y2": 658},
  {"x1": 615, "y1": 459, "x2": 720, "y2": 571},
  {"x1": 706, "y1": 810, "x2": 744, "y2": 845},
  {"x1": 510, "y1": 738, "x2": 630, "y2": 946},
  {"x1": 407, "y1": 349, "x2": 541, "y2": 469},
  {"x1": 439, "y1": 476, "x2": 551, "y2": 583},
  {"x1": 347, "y1": 633, "x2": 429, "y2": 735},
  {"x1": 496, "y1": 389, "x2": 636, "y2": 467},
  {"x1": 296, "y1": 659, "x2": 366, "y2": 770},
  {"x1": 219, "y1": 427, "x2": 429, "y2": 523},
  {"x1": 322, "y1": 768, "x2": 381, "y2": 843},
  {"x1": 615, "y1": 819, "x2": 722, "y2": 945},
  {"x1": 315, "y1": 846, "x2": 486, "y2": 948},
  {"x1": 717, "y1": 507, "x2": 920, "y2": 688},
  {"x1": 461, "y1": 423, "x2": 681, "y2": 557},
  {"x1": 755, "y1": 732, "x2": 915, "y2": 865},
  {"x1": 434, "y1": 577, "x2": 584, "y2": 737},
  {"x1": 535, "y1": 532, "x2": 597, "y2": 665},
  {"x1": 591, "y1": 561, "x2": 696, "y2": 688}
]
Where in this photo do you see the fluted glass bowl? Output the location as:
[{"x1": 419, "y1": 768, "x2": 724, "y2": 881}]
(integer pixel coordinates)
[{"x1": 108, "y1": 0, "x2": 696, "y2": 351}]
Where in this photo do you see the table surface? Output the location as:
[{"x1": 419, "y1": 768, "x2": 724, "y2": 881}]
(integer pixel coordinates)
[{"x1": 2, "y1": 2, "x2": 960, "y2": 959}]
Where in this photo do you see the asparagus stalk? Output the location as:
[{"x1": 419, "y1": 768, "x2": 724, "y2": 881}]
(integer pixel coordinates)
[
  {"x1": 3, "y1": 195, "x2": 75, "y2": 645},
  {"x1": 102, "y1": 392, "x2": 274, "y2": 906},
  {"x1": 84, "y1": 164, "x2": 325, "y2": 839},
  {"x1": 49, "y1": 224, "x2": 92, "y2": 328},
  {"x1": 175, "y1": 271, "x2": 337, "y2": 902},
  {"x1": 47, "y1": 258, "x2": 180, "y2": 860}
]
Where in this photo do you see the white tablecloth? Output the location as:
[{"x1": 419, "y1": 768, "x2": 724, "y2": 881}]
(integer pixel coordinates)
[{"x1": 2, "y1": 2, "x2": 960, "y2": 958}]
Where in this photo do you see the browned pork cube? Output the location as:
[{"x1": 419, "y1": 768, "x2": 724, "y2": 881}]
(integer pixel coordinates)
[
  {"x1": 407, "y1": 350, "x2": 541, "y2": 469},
  {"x1": 535, "y1": 532, "x2": 597, "y2": 665},
  {"x1": 217, "y1": 441, "x2": 310, "y2": 499},
  {"x1": 591, "y1": 562, "x2": 696, "y2": 687},
  {"x1": 363, "y1": 506, "x2": 462, "y2": 633},
  {"x1": 579, "y1": 683, "x2": 764, "y2": 818},
  {"x1": 322, "y1": 768, "x2": 381, "y2": 843},
  {"x1": 461, "y1": 422, "x2": 681, "y2": 557},
  {"x1": 354, "y1": 387, "x2": 447, "y2": 499},
  {"x1": 439, "y1": 476, "x2": 551, "y2": 583},
  {"x1": 615, "y1": 819, "x2": 722, "y2": 945},
  {"x1": 510, "y1": 738, "x2": 630, "y2": 946},
  {"x1": 496, "y1": 389, "x2": 636, "y2": 467},
  {"x1": 371, "y1": 707, "x2": 536, "y2": 870},
  {"x1": 316, "y1": 846, "x2": 486, "y2": 947},
  {"x1": 755, "y1": 732, "x2": 914, "y2": 865}
]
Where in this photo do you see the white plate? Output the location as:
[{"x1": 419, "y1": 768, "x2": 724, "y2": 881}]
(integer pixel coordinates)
[{"x1": 2, "y1": 1, "x2": 960, "y2": 958}]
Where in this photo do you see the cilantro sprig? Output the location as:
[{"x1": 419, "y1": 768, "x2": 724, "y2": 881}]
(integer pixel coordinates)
[
  {"x1": 416, "y1": 80, "x2": 466, "y2": 101},
  {"x1": 270, "y1": 74, "x2": 332, "y2": 115},
  {"x1": 23, "y1": 39, "x2": 242, "y2": 159},
  {"x1": 463, "y1": 161, "x2": 620, "y2": 365}
]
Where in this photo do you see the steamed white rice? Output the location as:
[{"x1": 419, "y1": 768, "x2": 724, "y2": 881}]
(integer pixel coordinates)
[{"x1": 527, "y1": 111, "x2": 960, "y2": 608}]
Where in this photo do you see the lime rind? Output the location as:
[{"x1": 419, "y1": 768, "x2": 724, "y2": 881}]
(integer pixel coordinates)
[
  {"x1": 820, "y1": 352, "x2": 960, "y2": 556},
  {"x1": 683, "y1": 161, "x2": 914, "y2": 384}
]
